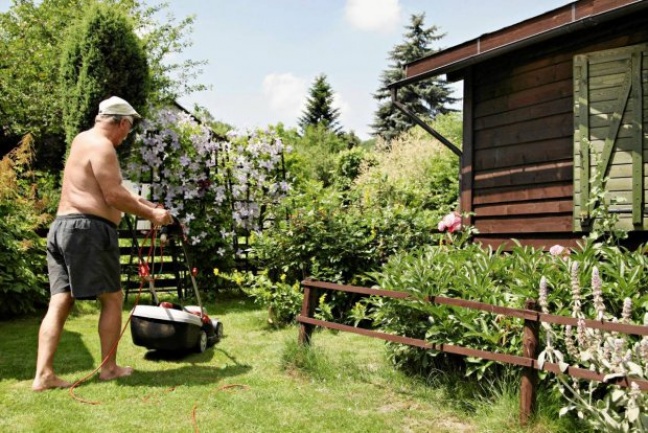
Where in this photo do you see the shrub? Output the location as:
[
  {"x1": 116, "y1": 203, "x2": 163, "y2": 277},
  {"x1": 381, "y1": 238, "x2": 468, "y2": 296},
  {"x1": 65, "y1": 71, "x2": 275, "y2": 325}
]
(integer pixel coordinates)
[
  {"x1": 0, "y1": 135, "x2": 51, "y2": 318},
  {"x1": 250, "y1": 132, "x2": 460, "y2": 325}
]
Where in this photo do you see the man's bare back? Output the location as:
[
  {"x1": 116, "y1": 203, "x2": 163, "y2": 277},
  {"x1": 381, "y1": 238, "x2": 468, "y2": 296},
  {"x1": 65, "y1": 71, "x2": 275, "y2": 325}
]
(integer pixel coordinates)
[
  {"x1": 57, "y1": 129, "x2": 123, "y2": 225},
  {"x1": 57, "y1": 120, "x2": 171, "y2": 226}
]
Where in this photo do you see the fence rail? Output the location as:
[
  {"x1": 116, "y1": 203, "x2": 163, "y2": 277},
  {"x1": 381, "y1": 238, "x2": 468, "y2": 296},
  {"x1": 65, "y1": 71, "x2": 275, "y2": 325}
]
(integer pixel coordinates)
[{"x1": 297, "y1": 279, "x2": 648, "y2": 425}]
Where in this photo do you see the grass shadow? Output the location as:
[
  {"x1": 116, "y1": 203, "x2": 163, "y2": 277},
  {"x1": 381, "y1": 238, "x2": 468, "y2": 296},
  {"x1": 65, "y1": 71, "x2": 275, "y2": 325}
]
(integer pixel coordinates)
[
  {"x1": 110, "y1": 364, "x2": 252, "y2": 388},
  {"x1": 142, "y1": 347, "x2": 216, "y2": 363},
  {"x1": 0, "y1": 317, "x2": 94, "y2": 380}
]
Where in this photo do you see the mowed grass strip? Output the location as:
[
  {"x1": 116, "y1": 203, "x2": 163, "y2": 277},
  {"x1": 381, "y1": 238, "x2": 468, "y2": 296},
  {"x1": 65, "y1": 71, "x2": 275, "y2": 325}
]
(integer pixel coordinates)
[{"x1": 1, "y1": 295, "x2": 569, "y2": 433}]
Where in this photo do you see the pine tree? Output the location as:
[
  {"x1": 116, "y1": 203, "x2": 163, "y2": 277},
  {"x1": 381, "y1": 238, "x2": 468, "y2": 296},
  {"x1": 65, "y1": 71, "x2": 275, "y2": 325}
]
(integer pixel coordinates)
[
  {"x1": 59, "y1": 3, "x2": 150, "y2": 153},
  {"x1": 298, "y1": 74, "x2": 342, "y2": 134},
  {"x1": 371, "y1": 14, "x2": 457, "y2": 141}
]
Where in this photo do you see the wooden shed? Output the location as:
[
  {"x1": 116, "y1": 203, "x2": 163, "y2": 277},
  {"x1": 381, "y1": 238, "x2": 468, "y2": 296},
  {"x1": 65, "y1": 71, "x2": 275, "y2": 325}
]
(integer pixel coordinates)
[{"x1": 390, "y1": 0, "x2": 648, "y2": 249}]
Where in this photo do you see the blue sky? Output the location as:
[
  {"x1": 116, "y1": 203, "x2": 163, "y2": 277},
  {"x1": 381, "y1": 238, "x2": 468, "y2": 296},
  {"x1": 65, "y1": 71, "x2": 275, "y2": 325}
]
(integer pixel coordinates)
[
  {"x1": 166, "y1": 0, "x2": 573, "y2": 138},
  {"x1": 2, "y1": 0, "x2": 574, "y2": 138}
]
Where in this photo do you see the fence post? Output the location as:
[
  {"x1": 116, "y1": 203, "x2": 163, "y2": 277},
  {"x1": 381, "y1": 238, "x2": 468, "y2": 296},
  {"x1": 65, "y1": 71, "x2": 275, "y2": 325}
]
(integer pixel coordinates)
[
  {"x1": 298, "y1": 284, "x2": 319, "y2": 345},
  {"x1": 520, "y1": 299, "x2": 539, "y2": 425}
]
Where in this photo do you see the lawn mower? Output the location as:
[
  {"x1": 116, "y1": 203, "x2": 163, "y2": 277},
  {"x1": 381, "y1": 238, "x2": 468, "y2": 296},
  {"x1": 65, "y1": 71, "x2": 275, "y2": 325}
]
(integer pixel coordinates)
[{"x1": 130, "y1": 217, "x2": 223, "y2": 353}]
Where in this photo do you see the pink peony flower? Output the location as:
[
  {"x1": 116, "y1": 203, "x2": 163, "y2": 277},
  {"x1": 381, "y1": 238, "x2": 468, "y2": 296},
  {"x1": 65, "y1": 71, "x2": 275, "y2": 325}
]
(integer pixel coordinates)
[
  {"x1": 438, "y1": 212, "x2": 462, "y2": 233},
  {"x1": 549, "y1": 245, "x2": 565, "y2": 256}
]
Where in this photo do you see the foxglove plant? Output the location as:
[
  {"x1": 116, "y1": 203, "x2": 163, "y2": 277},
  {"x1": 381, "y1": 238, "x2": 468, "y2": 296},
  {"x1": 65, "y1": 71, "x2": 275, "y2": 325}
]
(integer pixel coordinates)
[{"x1": 538, "y1": 263, "x2": 648, "y2": 432}]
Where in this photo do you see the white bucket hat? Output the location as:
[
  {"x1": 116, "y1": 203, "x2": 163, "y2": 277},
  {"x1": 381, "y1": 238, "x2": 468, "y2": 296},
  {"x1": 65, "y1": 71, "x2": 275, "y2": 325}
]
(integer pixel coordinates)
[{"x1": 98, "y1": 96, "x2": 142, "y2": 119}]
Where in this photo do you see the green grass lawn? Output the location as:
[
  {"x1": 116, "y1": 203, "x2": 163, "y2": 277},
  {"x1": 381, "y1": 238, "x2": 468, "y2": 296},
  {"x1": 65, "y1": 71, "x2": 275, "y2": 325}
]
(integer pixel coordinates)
[{"x1": 0, "y1": 294, "x2": 569, "y2": 433}]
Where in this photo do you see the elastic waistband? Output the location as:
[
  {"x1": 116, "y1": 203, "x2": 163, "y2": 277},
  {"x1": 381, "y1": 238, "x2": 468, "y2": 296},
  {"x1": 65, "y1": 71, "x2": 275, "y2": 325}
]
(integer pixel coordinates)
[{"x1": 56, "y1": 213, "x2": 118, "y2": 229}]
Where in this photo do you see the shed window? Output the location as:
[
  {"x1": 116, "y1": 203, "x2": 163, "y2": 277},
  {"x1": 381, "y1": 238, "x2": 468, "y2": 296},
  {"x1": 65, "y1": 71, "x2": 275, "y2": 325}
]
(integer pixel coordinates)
[{"x1": 573, "y1": 43, "x2": 647, "y2": 231}]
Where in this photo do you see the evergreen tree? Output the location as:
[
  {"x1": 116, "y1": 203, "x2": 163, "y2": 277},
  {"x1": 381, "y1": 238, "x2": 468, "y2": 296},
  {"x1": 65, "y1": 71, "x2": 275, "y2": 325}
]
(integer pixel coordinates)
[
  {"x1": 371, "y1": 14, "x2": 457, "y2": 142},
  {"x1": 59, "y1": 3, "x2": 150, "y2": 154},
  {"x1": 298, "y1": 74, "x2": 342, "y2": 134}
]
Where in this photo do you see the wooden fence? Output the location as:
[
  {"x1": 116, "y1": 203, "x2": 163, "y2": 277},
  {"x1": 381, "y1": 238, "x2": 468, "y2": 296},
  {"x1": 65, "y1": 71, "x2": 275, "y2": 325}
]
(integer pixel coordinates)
[
  {"x1": 36, "y1": 219, "x2": 189, "y2": 299},
  {"x1": 297, "y1": 279, "x2": 648, "y2": 425}
]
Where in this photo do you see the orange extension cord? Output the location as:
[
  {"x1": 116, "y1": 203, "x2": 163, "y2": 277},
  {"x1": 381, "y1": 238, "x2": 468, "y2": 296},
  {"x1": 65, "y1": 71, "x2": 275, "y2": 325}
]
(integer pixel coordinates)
[{"x1": 66, "y1": 225, "x2": 250, "y2": 432}]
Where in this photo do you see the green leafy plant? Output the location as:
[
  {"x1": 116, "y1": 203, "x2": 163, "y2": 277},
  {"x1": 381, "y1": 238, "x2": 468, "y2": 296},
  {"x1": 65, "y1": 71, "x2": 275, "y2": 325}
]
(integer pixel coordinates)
[
  {"x1": 0, "y1": 135, "x2": 50, "y2": 318},
  {"x1": 538, "y1": 263, "x2": 648, "y2": 432},
  {"x1": 223, "y1": 269, "x2": 303, "y2": 327}
]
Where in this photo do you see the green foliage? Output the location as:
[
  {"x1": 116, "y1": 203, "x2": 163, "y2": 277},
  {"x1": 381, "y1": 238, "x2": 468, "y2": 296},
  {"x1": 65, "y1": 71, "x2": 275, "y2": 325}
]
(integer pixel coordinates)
[
  {"x1": 355, "y1": 130, "x2": 459, "y2": 211},
  {"x1": 59, "y1": 3, "x2": 150, "y2": 150},
  {"x1": 334, "y1": 147, "x2": 375, "y2": 190},
  {"x1": 1, "y1": 0, "x2": 205, "y2": 170},
  {"x1": 298, "y1": 74, "x2": 342, "y2": 134},
  {"x1": 0, "y1": 136, "x2": 51, "y2": 318},
  {"x1": 366, "y1": 227, "x2": 648, "y2": 424},
  {"x1": 251, "y1": 130, "x2": 459, "y2": 324},
  {"x1": 224, "y1": 270, "x2": 303, "y2": 327},
  {"x1": 537, "y1": 256, "x2": 648, "y2": 432},
  {"x1": 281, "y1": 123, "x2": 349, "y2": 187},
  {"x1": 372, "y1": 13, "x2": 457, "y2": 141}
]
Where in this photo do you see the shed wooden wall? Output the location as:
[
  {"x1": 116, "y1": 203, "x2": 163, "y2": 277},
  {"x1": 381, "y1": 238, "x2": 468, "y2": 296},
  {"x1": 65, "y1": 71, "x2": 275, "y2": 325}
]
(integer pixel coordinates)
[{"x1": 462, "y1": 12, "x2": 648, "y2": 250}]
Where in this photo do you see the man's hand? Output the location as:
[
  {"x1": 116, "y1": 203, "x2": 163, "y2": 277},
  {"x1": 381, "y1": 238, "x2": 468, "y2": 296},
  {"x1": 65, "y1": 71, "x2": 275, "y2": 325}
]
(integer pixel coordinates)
[{"x1": 151, "y1": 207, "x2": 173, "y2": 226}]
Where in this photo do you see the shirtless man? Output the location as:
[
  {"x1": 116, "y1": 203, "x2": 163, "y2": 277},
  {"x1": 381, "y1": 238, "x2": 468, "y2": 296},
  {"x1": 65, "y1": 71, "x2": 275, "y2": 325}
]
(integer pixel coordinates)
[{"x1": 32, "y1": 96, "x2": 173, "y2": 391}]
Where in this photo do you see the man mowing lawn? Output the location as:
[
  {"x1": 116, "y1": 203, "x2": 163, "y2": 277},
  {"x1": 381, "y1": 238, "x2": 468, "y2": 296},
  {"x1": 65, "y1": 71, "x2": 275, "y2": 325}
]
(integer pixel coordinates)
[{"x1": 32, "y1": 96, "x2": 173, "y2": 391}]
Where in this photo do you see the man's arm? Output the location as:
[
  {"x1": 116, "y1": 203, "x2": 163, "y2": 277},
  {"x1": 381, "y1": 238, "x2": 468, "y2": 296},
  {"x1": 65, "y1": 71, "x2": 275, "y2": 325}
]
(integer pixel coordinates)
[{"x1": 91, "y1": 141, "x2": 171, "y2": 225}]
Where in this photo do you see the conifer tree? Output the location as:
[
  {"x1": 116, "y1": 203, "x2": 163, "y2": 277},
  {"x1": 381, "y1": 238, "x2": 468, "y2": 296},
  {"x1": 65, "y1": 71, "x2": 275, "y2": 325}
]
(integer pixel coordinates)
[
  {"x1": 371, "y1": 14, "x2": 457, "y2": 141},
  {"x1": 298, "y1": 74, "x2": 342, "y2": 134},
  {"x1": 59, "y1": 3, "x2": 150, "y2": 151}
]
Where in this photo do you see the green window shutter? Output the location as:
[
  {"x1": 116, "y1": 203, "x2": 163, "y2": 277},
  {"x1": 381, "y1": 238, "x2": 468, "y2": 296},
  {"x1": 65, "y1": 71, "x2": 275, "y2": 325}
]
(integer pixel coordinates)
[{"x1": 573, "y1": 43, "x2": 647, "y2": 231}]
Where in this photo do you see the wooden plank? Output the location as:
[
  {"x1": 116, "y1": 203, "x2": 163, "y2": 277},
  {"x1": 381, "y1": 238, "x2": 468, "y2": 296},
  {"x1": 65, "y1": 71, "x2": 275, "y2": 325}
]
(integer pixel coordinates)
[
  {"x1": 574, "y1": 191, "x2": 645, "y2": 208},
  {"x1": 474, "y1": 60, "x2": 573, "y2": 103},
  {"x1": 474, "y1": 235, "x2": 582, "y2": 251},
  {"x1": 576, "y1": 54, "x2": 591, "y2": 222},
  {"x1": 461, "y1": 69, "x2": 475, "y2": 225},
  {"x1": 573, "y1": 175, "x2": 648, "y2": 192},
  {"x1": 473, "y1": 97, "x2": 573, "y2": 130},
  {"x1": 473, "y1": 184, "x2": 572, "y2": 205},
  {"x1": 576, "y1": 136, "x2": 647, "y2": 159},
  {"x1": 575, "y1": 162, "x2": 648, "y2": 183},
  {"x1": 475, "y1": 214, "x2": 573, "y2": 234},
  {"x1": 474, "y1": 79, "x2": 573, "y2": 118},
  {"x1": 475, "y1": 115, "x2": 573, "y2": 149},
  {"x1": 631, "y1": 50, "x2": 644, "y2": 225},
  {"x1": 588, "y1": 108, "x2": 644, "y2": 129},
  {"x1": 302, "y1": 279, "x2": 411, "y2": 299},
  {"x1": 474, "y1": 139, "x2": 571, "y2": 170},
  {"x1": 474, "y1": 199, "x2": 573, "y2": 217},
  {"x1": 473, "y1": 161, "x2": 572, "y2": 189}
]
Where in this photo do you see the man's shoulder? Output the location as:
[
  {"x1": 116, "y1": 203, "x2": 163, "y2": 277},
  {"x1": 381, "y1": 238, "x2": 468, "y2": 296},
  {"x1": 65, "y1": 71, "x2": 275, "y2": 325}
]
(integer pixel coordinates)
[{"x1": 73, "y1": 129, "x2": 113, "y2": 151}]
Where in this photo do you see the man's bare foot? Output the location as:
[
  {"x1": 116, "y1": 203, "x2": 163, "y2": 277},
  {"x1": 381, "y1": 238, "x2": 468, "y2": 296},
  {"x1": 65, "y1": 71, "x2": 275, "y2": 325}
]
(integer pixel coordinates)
[
  {"x1": 99, "y1": 365, "x2": 134, "y2": 381},
  {"x1": 32, "y1": 375, "x2": 72, "y2": 392}
]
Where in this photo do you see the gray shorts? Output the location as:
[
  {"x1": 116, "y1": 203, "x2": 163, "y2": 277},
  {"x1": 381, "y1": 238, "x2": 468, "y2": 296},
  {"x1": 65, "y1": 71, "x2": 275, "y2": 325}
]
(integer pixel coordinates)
[{"x1": 46, "y1": 214, "x2": 121, "y2": 300}]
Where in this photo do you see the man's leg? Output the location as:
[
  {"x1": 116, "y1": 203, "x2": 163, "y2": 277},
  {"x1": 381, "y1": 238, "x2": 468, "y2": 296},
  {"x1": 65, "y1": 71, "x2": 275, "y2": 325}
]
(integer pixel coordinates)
[
  {"x1": 32, "y1": 292, "x2": 75, "y2": 391},
  {"x1": 97, "y1": 290, "x2": 133, "y2": 381}
]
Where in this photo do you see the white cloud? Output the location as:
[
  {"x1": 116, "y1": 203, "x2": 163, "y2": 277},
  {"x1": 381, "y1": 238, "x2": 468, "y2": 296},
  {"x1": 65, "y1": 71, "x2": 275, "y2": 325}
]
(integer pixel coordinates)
[
  {"x1": 344, "y1": 0, "x2": 402, "y2": 33},
  {"x1": 332, "y1": 92, "x2": 351, "y2": 126},
  {"x1": 262, "y1": 73, "x2": 308, "y2": 121}
]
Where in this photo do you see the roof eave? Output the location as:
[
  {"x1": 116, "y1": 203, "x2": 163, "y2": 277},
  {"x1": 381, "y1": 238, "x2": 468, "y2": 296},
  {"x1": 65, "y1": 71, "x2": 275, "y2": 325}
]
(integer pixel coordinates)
[{"x1": 388, "y1": 0, "x2": 648, "y2": 89}]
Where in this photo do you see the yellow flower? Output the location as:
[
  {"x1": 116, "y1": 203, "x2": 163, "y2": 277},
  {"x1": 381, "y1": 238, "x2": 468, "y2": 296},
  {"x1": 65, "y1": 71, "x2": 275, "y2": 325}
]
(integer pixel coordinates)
[{"x1": 213, "y1": 268, "x2": 220, "y2": 276}]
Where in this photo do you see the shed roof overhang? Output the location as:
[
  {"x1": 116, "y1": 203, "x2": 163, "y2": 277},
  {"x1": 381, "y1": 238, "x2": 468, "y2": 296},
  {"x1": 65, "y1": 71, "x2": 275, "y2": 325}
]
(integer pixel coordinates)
[{"x1": 388, "y1": 0, "x2": 648, "y2": 89}]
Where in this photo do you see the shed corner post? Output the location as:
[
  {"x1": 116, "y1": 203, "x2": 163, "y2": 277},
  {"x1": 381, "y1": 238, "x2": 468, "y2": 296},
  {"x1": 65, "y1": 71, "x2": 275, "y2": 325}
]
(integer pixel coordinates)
[
  {"x1": 297, "y1": 281, "x2": 319, "y2": 345},
  {"x1": 520, "y1": 299, "x2": 539, "y2": 425}
]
